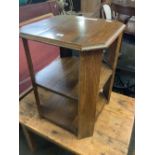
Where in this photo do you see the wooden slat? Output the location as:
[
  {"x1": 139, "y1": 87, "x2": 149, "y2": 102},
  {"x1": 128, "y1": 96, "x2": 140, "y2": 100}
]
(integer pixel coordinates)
[
  {"x1": 35, "y1": 57, "x2": 112, "y2": 100},
  {"x1": 20, "y1": 91, "x2": 135, "y2": 155}
]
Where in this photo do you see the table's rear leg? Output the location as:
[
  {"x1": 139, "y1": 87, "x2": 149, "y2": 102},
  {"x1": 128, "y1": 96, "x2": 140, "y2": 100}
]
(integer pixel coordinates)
[{"x1": 104, "y1": 33, "x2": 123, "y2": 102}]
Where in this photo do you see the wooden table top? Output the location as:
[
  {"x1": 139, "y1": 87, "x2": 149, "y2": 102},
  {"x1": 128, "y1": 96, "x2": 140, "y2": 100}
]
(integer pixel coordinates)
[
  {"x1": 112, "y1": 0, "x2": 135, "y2": 8},
  {"x1": 20, "y1": 89, "x2": 135, "y2": 155},
  {"x1": 20, "y1": 15, "x2": 125, "y2": 51}
]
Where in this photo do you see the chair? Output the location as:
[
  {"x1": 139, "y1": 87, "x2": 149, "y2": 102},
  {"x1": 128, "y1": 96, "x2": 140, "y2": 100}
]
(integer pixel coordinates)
[
  {"x1": 101, "y1": 2, "x2": 135, "y2": 35},
  {"x1": 101, "y1": 4, "x2": 112, "y2": 20},
  {"x1": 111, "y1": 2, "x2": 135, "y2": 35}
]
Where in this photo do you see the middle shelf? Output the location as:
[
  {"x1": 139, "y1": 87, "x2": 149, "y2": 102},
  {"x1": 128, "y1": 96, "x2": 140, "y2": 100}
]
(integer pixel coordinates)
[{"x1": 35, "y1": 57, "x2": 112, "y2": 101}]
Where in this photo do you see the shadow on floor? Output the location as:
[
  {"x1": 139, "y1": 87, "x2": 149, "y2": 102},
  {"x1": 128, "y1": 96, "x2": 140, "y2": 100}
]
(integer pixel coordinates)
[{"x1": 19, "y1": 125, "x2": 74, "y2": 155}]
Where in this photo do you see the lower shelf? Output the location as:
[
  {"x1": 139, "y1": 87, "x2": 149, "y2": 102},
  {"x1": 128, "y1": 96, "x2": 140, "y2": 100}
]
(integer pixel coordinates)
[
  {"x1": 36, "y1": 88, "x2": 107, "y2": 134},
  {"x1": 38, "y1": 88, "x2": 78, "y2": 133}
]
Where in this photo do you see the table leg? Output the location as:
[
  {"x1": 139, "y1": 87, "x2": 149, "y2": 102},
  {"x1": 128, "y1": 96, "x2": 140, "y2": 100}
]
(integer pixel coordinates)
[
  {"x1": 78, "y1": 50, "x2": 102, "y2": 138},
  {"x1": 22, "y1": 38, "x2": 41, "y2": 116},
  {"x1": 21, "y1": 125, "x2": 36, "y2": 152},
  {"x1": 104, "y1": 33, "x2": 123, "y2": 102}
]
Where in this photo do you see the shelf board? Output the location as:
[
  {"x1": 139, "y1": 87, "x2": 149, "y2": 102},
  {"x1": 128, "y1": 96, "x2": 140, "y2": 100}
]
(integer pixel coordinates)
[
  {"x1": 36, "y1": 57, "x2": 79, "y2": 100},
  {"x1": 36, "y1": 57, "x2": 112, "y2": 100},
  {"x1": 38, "y1": 88, "x2": 78, "y2": 134},
  {"x1": 37, "y1": 88, "x2": 107, "y2": 134}
]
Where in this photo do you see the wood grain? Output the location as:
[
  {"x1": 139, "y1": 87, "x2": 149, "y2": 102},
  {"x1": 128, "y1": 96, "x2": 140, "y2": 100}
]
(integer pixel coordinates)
[
  {"x1": 78, "y1": 50, "x2": 102, "y2": 138},
  {"x1": 22, "y1": 38, "x2": 41, "y2": 116},
  {"x1": 20, "y1": 91, "x2": 135, "y2": 155},
  {"x1": 36, "y1": 57, "x2": 112, "y2": 100},
  {"x1": 20, "y1": 15, "x2": 125, "y2": 51},
  {"x1": 20, "y1": 15, "x2": 125, "y2": 139},
  {"x1": 38, "y1": 88, "x2": 78, "y2": 134},
  {"x1": 20, "y1": 87, "x2": 108, "y2": 135}
]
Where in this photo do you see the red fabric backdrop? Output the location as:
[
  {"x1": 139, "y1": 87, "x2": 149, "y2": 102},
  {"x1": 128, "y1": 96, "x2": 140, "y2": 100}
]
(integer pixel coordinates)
[{"x1": 19, "y1": 38, "x2": 60, "y2": 93}]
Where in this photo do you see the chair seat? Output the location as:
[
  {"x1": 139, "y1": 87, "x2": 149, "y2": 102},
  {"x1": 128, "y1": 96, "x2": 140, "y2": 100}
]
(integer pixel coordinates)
[{"x1": 125, "y1": 16, "x2": 135, "y2": 35}]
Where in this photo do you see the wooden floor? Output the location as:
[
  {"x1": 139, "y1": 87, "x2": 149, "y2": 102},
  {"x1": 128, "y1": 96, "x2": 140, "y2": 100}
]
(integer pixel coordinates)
[{"x1": 20, "y1": 91, "x2": 134, "y2": 155}]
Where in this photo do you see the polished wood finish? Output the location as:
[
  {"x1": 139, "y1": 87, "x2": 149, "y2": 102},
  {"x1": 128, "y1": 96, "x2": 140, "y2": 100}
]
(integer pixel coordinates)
[
  {"x1": 20, "y1": 15, "x2": 125, "y2": 51},
  {"x1": 35, "y1": 57, "x2": 112, "y2": 100},
  {"x1": 20, "y1": 15, "x2": 125, "y2": 138},
  {"x1": 78, "y1": 50, "x2": 102, "y2": 138},
  {"x1": 20, "y1": 91, "x2": 135, "y2": 155},
  {"x1": 36, "y1": 57, "x2": 79, "y2": 100}
]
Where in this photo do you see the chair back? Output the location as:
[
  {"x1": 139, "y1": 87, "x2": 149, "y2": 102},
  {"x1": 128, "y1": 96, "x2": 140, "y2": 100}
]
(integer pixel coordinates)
[{"x1": 102, "y1": 4, "x2": 112, "y2": 20}]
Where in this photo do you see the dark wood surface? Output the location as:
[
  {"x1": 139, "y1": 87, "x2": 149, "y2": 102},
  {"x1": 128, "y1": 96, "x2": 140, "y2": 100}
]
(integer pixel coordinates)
[
  {"x1": 20, "y1": 15, "x2": 125, "y2": 51},
  {"x1": 36, "y1": 57, "x2": 112, "y2": 101}
]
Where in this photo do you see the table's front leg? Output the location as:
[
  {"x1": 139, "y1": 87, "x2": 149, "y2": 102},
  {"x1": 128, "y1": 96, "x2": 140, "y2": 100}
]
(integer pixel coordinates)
[
  {"x1": 78, "y1": 50, "x2": 102, "y2": 138},
  {"x1": 22, "y1": 38, "x2": 41, "y2": 116}
]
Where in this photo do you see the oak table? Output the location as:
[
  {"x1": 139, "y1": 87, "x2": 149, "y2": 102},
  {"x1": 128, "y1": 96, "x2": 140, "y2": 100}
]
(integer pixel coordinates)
[
  {"x1": 20, "y1": 15, "x2": 125, "y2": 138},
  {"x1": 20, "y1": 90, "x2": 135, "y2": 155}
]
